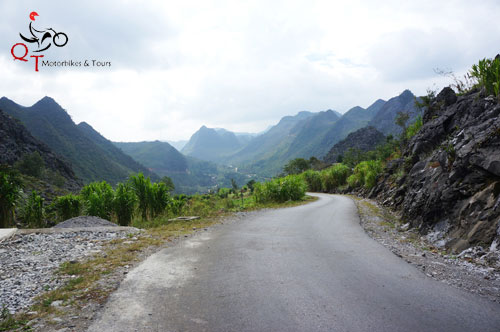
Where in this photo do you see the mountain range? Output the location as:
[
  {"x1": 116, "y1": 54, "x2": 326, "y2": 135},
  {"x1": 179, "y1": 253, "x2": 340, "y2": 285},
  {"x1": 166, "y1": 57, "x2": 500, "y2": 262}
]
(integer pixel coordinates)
[
  {"x1": 0, "y1": 89, "x2": 422, "y2": 193},
  {"x1": 0, "y1": 96, "x2": 155, "y2": 185},
  {"x1": 180, "y1": 90, "x2": 420, "y2": 176}
]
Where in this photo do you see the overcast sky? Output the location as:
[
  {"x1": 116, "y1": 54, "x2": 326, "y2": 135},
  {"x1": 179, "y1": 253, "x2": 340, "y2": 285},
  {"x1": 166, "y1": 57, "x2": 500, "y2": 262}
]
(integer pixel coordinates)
[{"x1": 1, "y1": 0, "x2": 499, "y2": 141}]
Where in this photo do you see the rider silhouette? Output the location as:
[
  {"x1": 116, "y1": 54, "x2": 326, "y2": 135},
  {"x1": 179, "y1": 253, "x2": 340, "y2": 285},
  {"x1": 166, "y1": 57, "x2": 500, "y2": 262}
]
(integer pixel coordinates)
[{"x1": 19, "y1": 12, "x2": 68, "y2": 52}]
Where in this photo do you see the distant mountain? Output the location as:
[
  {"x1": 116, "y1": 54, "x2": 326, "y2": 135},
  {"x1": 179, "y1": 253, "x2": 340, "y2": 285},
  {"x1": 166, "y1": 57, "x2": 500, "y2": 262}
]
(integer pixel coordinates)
[
  {"x1": 285, "y1": 109, "x2": 341, "y2": 159},
  {"x1": 0, "y1": 96, "x2": 156, "y2": 184},
  {"x1": 226, "y1": 111, "x2": 315, "y2": 167},
  {"x1": 228, "y1": 102, "x2": 386, "y2": 176},
  {"x1": 114, "y1": 141, "x2": 188, "y2": 175},
  {"x1": 182, "y1": 126, "x2": 245, "y2": 162},
  {"x1": 114, "y1": 140, "x2": 251, "y2": 194},
  {"x1": 318, "y1": 99, "x2": 386, "y2": 156},
  {"x1": 77, "y1": 122, "x2": 156, "y2": 179},
  {"x1": 214, "y1": 128, "x2": 257, "y2": 146},
  {"x1": 237, "y1": 110, "x2": 341, "y2": 175},
  {"x1": 0, "y1": 108, "x2": 81, "y2": 191},
  {"x1": 369, "y1": 90, "x2": 420, "y2": 135},
  {"x1": 166, "y1": 140, "x2": 188, "y2": 151},
  {"x1": 323, "y1": 126, "x2": 386, "y2": 164}
]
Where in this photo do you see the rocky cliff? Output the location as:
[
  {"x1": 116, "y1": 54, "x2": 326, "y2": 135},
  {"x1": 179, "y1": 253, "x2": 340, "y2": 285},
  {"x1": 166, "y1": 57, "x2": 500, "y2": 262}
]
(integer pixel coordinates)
[{"x1": 371, "y1": 87, "x2": 500, "y2": 252}]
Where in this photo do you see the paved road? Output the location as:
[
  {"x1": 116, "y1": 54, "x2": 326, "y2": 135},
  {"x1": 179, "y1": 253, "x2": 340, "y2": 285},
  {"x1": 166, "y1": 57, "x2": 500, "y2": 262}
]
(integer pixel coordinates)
[{"x1": 88, "y1": 194, "x2": 500, "y2": 332}]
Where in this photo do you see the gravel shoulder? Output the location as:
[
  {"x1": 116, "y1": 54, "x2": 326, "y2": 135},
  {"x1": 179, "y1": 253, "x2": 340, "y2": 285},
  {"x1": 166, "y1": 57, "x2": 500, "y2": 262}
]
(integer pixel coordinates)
[
  {"x1": 0, "y1": 212, "x2": 256, "y2": 332},
  {"x1": 351, "y1": 195, "x2": 500, "y2": 303}
]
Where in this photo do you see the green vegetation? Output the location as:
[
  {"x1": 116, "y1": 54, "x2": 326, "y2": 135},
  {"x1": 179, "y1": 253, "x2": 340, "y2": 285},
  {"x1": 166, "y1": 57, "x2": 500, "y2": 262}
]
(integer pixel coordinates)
[
  {"x1": 470, "y1": 56, "x2": 500, "y2": 98},
  {"x1": 21, "y1": 190, "x2": 45, "y2": 227},
  {"x1": 0, "y1": 166, "x2": 22, "y2": 228},
  {"x1": 54, "y1": 194, "x2": 81, "y2": 222},
  {"x1": 80, "y1": 181, "x2": 114, "y2": 220},
  {"x1": 113, "y1": 183, "x2": 136, "y2": 226},
  {"x1": 254, "y1": 175, "x2": 307, "y2": 203},
  {"x1": 320, "y1": 163, "x2": 351, "y2": 192},
  {"x1": 347, "y1": 160, "x2": 383, "y2": 189},
  {"x1": 283, "y1": 158, "x2": 311, "y2": 175},
  {"x1": 301, "y1": 170, "x2": 322, "y2": 192},
  {"x1": 14, "y1": 151, "x2": 44, "y2": 178},
  {"x1": 406, "y1": 115, "x2": 423, "y2": 140}
]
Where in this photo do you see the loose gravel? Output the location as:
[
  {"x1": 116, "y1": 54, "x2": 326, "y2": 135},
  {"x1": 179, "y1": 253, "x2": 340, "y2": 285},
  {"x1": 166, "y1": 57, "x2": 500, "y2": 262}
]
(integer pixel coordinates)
[
  {"x1": 353, "y1": 196, "x2": 500, "y2": 303},
  {"x1": 0, "y1": 229, "x2": 138, "y2": 314},
  {"x1": 53, "y1": 216, "x2": 117, "y2": 228}
]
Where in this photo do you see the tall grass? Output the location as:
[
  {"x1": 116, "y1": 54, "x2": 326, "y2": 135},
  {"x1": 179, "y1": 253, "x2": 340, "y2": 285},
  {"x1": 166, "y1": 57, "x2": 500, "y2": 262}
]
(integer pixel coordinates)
[
  {"x1": 54, "y1": 194, "x2": 82, "y2": 221},
  {"x1": 470, "y1": 56, "x2": 500, "y2": 98},
  {"x1": 22, "y1": 191, "x2": 44, "y2": 227},
  {"x1": 113, "y1": 183, "x2": 136, "y2": 226},
  {"x1": 129, "y1": 173, "x2": 152, "y2": 220},
  {"x1": 80, "y1": 181, "x2": 114, "y2": 220}
]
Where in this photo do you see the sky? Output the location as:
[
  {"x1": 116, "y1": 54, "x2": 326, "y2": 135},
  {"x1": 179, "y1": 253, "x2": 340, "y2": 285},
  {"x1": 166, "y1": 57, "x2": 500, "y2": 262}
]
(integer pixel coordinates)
[{"x1": 1, "y1": 0, "x2": 499, "y2": 142}]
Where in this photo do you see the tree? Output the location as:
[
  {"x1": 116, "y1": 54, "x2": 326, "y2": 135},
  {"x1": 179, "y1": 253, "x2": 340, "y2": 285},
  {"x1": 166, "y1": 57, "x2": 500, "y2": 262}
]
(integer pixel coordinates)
[
  {"x1": 161, "y1": 176, "x2": 175, "y2": 192},
  {"x1": 395, "y1": 111, "x2": 410, "y2": 134},
  {"x1": 246, "y1": 179, "x2": 256, "y2": 193},
  {"x1": 231, "y1": 178, "x2": 238, "y2": 193},
  {"x1": 283, "y1": 158, "x2": 311, "y2": 175},
  {"x1": 0, "y1": 166, "x2": 22, "y2": 227}
]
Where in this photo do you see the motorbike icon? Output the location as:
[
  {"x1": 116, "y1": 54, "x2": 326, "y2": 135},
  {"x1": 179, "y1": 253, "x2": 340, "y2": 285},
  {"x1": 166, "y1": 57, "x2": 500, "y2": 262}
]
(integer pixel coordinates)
[{"x1": 20, "y1": 21, "x2": 68, "y2": 52}]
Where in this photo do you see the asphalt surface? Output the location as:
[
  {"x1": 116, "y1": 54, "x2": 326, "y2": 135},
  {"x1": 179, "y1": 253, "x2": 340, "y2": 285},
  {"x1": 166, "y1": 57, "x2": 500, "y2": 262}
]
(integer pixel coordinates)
[{"x1": 88, "y1": 194, "x2": 500, "y2": 332}]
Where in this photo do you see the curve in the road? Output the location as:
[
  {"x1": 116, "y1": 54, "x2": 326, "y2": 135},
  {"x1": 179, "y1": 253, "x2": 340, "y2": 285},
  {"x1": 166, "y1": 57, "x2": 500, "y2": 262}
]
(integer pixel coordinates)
[{"x1": 88, "y1": 194, "x2": 500, "y2": 332}]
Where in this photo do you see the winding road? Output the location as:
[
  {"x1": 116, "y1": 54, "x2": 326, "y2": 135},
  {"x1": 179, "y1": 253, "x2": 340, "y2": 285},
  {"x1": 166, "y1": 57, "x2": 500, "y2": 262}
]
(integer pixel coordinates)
[{"x1": 89, "y1": 194, "x2": 500, "y2": 332}]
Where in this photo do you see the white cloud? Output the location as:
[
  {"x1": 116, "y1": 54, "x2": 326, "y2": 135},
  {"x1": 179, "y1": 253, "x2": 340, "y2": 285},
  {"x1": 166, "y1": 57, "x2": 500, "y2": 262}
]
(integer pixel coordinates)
[{"x1": 0, "y1": 0, "x2": 499, "y2": 141}]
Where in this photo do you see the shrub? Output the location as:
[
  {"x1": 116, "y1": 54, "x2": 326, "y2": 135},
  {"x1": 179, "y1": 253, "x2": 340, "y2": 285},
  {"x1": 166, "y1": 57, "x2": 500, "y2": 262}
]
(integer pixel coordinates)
[
  {"x1": 320, "y1": 163, "x2": 351, "y2": 192},
  {"x1": 22, "y1": 190, "x2": 44, "y2": 227},
  {"x1": 301, "y1": 170, "x2": 322, "y2": 192},
  {"x1": 81, "y1": 181, "x2": 114, "y2": 220},
  {"x1": 347, "y1": 160, "x2": 383, "y2": 189},
  {"x1": 0, "y1": 166, "x2": 22, "y2": 227},
  {"x1": 171, "y1": 194, "x2": 187, "y2": 215},
  {"x1": 254, "y1": 175, "x2": 306, "y2": 203},
  {"x1": 113, "y1": 183, "x2": 136, "y2": 226},
  {"x1": 54, "y1": 194, "x2": 81, "y2": 221},
  {"x1": 470, "y1": 56, "x2": 500, "y2": 98}
]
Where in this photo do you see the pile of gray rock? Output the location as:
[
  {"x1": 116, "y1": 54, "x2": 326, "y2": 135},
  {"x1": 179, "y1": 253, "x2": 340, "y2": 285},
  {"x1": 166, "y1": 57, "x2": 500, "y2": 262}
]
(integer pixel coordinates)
[{"x1": 0, "y1": 228, "x2": 137, "y2": 314}]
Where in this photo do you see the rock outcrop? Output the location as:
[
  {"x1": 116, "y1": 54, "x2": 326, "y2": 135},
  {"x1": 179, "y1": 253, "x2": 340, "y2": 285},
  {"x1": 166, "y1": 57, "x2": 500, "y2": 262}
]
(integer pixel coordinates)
[{"x1": 371, "y1": 88, "x2": 500, "y2": 252}]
